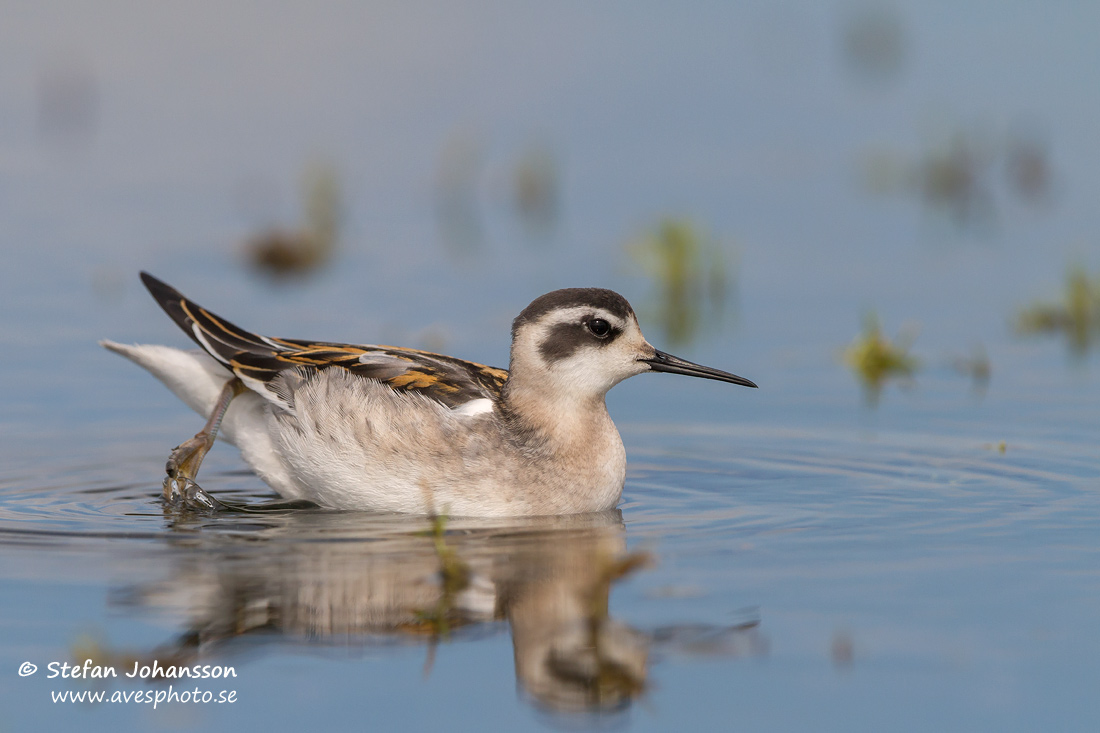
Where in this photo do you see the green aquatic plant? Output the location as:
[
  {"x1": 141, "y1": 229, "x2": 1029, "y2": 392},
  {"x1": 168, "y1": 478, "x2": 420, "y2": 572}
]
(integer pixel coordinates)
[
  {"x1": 627, "y1": 218, "x2": 733, "y2": 346},
  {"x1": 843, "y1": 312, "x2": 919, "y2": 404},
  {"x1": 950, "y1": 344, "x2": 992, "y2": 394},
  {"x1": 412, "y1": 514, "x2": 472, "y2": 643},
  {"x1": 434, "y1": 132, "x2": 484, "y2": 258},
  {"x1": 1016, "y1": 266, "x2": 1100, "y2": 357},
  {"x1": 917, "y1": 131, "x2": 995, "y2": 228},
  {"x1": 860, "y1": 125, "x2": 1051, "y2": 233},
  {"x1": 246, "y1": 162, "x2": 343, "y2": 278},
  {"x1": 840, "y1": 5, "x2": 906, "y2": 85},
  {"x1": 513, "y1": 143, "x2": 560, "y2": 237}
]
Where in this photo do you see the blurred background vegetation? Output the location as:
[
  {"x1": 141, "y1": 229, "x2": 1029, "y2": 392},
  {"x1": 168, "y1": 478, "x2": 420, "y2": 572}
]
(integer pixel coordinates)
[{"x1": 4, "y1": 2, "x2": 1098, "y2": 420}]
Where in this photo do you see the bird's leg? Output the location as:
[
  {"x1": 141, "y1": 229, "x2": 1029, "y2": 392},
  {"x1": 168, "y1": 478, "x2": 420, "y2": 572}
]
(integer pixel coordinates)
[{"x1": 163, "y1": 378, "x2": 244, "y2": 510}]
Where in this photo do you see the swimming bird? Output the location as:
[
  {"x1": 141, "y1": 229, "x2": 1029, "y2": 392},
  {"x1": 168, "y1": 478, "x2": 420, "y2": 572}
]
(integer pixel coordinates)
[{"x1": 103, "y1": 273, "x2": 756, "y2": 516}]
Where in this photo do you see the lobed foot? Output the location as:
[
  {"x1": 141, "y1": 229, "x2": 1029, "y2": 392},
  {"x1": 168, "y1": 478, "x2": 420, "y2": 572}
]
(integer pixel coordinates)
[
  {"x1": 163, "y1": 475, "x2": 227, "y2": 512},
  {"x1": 164, "y1": 435, "x2": 212, "y2": 486},
  {"x1": 162, "y1": 431, "x2": 224, "y2": 511},
  {"x1": 158, "y1": 377, "x2": 244, "y2": 513}
]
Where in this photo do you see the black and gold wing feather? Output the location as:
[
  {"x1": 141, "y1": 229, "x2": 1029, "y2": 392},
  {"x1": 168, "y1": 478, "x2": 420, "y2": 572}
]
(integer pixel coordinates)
[{"x1": 140, "y1": 272, "x2": 508, "y2": 409}]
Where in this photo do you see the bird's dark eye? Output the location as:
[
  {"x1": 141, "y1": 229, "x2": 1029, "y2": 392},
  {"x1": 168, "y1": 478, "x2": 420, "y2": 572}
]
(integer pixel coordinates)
[{"x1": 587, "y1": 318, "x2": 611, "y2": 338}]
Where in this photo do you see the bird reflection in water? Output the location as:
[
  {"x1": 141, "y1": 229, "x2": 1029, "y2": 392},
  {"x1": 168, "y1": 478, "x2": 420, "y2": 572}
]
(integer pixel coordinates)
[{"x1": 98, "y1": 509, "x2": 762, "y2": 716}]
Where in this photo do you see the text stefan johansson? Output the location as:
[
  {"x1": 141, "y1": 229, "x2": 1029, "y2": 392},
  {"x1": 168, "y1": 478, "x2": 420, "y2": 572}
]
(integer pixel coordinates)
[{"x1": 47, "y1": 659, "x2": 237, "y2": 680}]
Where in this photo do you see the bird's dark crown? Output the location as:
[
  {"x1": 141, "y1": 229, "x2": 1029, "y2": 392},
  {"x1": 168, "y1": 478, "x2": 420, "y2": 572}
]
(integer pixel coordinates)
[{"x1": 511, "y1": 288, "x2": 635, "y2": 338}]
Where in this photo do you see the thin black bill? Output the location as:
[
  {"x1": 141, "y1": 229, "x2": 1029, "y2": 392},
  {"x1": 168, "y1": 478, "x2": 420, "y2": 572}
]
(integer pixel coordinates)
[{"x1": 641, "y1": 349, "x2": 758, "y2": 388}]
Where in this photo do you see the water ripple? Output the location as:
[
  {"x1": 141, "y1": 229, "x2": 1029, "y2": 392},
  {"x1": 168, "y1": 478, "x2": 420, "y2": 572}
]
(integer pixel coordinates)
[{"x1": 1, "y1": 423, "x2": 1097, "y2": 548}]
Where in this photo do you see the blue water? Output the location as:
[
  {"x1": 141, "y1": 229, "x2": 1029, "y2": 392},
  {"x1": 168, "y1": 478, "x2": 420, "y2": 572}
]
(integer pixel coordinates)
[{"x1": 3, "y1": 3, "x2": 1100, "y2": 731}]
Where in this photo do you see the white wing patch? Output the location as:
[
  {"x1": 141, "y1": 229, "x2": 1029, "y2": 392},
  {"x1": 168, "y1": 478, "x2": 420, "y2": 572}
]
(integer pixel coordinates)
[
  {"x1": 239, "y1": 373, "x2": 294, "y2": 411},
  {"x1": 358, "y1": 353, "x2": 403, "y2": 366},
  {"x1": 191, "y1": 325, "x2": 229, "y2": 366},
  {"x1": 357, "y1": 352, "x2": 416, "y2": 380},
  {"x1": 259, "y1": 335, "x2": 289, "y2": 350},
  {"x1": 451, "y1": 398, "x2": 493, "y2": 417}
]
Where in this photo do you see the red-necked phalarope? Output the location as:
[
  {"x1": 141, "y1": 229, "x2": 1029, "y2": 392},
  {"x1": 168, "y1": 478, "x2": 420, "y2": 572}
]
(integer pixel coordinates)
[{"x1": 103, "y1": 272, "x2": 756, "y2": 516}]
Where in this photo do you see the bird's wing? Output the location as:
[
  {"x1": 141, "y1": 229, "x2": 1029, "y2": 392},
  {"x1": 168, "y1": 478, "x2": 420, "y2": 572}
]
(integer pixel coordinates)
[{"x1": 140, "y1": 272, "x2": 508, "y2": 411}]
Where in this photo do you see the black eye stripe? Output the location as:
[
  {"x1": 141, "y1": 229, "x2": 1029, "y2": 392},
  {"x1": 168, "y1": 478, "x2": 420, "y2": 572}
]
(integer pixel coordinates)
[{"x1": 538, "y1": 319, "x2": 622, "y2": 363}]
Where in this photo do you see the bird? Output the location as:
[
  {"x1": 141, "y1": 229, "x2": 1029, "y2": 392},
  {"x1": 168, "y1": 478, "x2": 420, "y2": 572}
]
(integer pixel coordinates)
[{"x1": 102, "y1": 272, "x2": 756, "y2": 517}]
